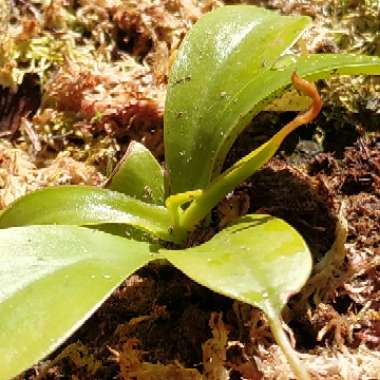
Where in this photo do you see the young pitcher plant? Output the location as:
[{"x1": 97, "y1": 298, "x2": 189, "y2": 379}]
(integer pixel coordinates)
[{"x1": 1, "y1": 5, "x2": 380, "y2": 380}]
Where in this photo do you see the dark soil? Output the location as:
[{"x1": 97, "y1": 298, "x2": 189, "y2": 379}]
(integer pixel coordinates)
[{"x1": 0, "y1": 74, "x2": 41, "y2": 136}]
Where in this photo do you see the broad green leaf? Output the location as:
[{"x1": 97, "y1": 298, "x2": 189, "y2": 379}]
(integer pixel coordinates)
[
  {"x1": 164, "y1": 214, "x2": 311, "y2": 315},
  {"x1": 105, "y1": 141, "x2": 165, "y2": 205},
  {"x1": 0, "y1": 186, "x2": 176, "y2": 241},
  {"x1": 165, "y1": 5, "x2": 311, "y2": 193},
  {"x1": 0, "y1": 225, "x2": 155, "y2": 380},
  {"x1": 165, "y1": 214, "x2": 312, "y2": 376},
  {"x1": 165, "y1": 5, "x2": 380, "y2": 194},
  {"x1": 165, "y1": 214, "x2": 313, "y2": 379}
]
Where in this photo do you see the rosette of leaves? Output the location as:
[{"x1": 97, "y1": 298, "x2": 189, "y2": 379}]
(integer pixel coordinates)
[{"x1": 1, "y1": 6, "x2": 379, "y2": 379}]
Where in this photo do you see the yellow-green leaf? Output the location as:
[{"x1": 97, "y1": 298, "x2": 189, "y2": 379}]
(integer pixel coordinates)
[
  {"x1": 106, "y1": 141, "x2": 165, "y2": 205},
  {"x1": 0, "y1": 226, "x2": 154, "y2": 379},
  {"x1": 164, "y1": 214, "x2": 313, "y2": 379},
  {"x1": 164, "y1": 214, "x2": 311, "y2": 314},
  {"x1": 0, "y1": 186, "x2": 175, "y2": 241},
  {"x1": 165, "y1": 5, "x2": 311, "y2": 193},
  {"x1": 165, "y1": 5, "x2": 380, "y2": 194}
]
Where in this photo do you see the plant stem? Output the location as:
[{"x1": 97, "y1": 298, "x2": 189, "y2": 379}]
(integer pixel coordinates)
[
  {"x1": 165, "y1": 189, "x2": 203, "y2": 242},
  {"x1": 178, "y1": 73, "x2": 322, "y2": 232},
  {"x1": 266, "y1": 311, "x2": 311, "y2": 380}
]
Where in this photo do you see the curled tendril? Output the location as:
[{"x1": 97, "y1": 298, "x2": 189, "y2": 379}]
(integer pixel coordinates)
[
  {"x1": 283, "y1": 72, "x2": 322, "y2": 135},
  {"x1": 175, "y1": 72, "x2": 323, "y2": 234}
]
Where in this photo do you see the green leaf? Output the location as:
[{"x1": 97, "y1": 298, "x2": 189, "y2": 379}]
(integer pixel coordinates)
[
  {"x1": 165, "y1": 5, "x2": 310, "y2": 193},
  {"x1": 164, "y1": 214, "x2": 311, "y2": 313},
  {"x1": 231, "y1": 53, "x2": 380, "y2": 122},
  {"x1": 0, "y1": 186, "x2": 176, "y2": 242},
  {"x1": 0, "y1": 225, "x2": 154, "y2": 380},
  {"x1": 164, "y1": 5, "x2": 380, "y2": 194},
  {"x1": 105, "y1": 141, "x2": 165, "y2": 205},
  {"x1": 164, "y1": 214, "x2": 313, "y2": 379},
  {"x1": 179, "y1": 121, "x2": 309, "y2": 231},
  {"x1": 273, "y1": 53, "x2": 380, "y2": 79}
]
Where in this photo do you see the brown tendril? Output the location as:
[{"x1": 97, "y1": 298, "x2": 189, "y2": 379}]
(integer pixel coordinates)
[{"x1": 281, "y1": 72, "x2": 322, "y2": 136}]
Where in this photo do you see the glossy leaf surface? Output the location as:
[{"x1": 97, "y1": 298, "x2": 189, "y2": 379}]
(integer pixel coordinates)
[
  {"x1": 106, "y1": 141, "x2": 165, "y2": 205},
  {"x1": 0, "y1": 226, "x2": 154, "y2": 380},
  {"x1": 0, "y1": 186, "x2": 174, "y2": 241},
  {"x1": 165, "y1": 5, "x2": 380, "y2": 194},
  {"x1": 164, "y1": 214, "x2": 311, "y2": 314},
  {"x1": 165, "y1": 5, "x2": 310, "y2": 193},
  {"x1": 231, "y1": 53, "x2": 380, "y2": 124}
]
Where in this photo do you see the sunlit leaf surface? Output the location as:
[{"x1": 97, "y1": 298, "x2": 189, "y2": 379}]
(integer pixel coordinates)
[
  {"x1": 106, "y1": 141, "x2": 165, "y2": 205},
  {"x1": 165, "y1": 5, "x2": 380, "y2": 194},
  {"x1": 165, "y1": 5, "x2": 310, "y2": 193},
  {"x1": 164, "y1": 214, "x2": 311, "y2": 314},
  {"x1": 0, "y1": 186, "x2": 174, "y2": 241},
  {"x1": 0, "y1": 226, "x2": 154, "y2": 380}
]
